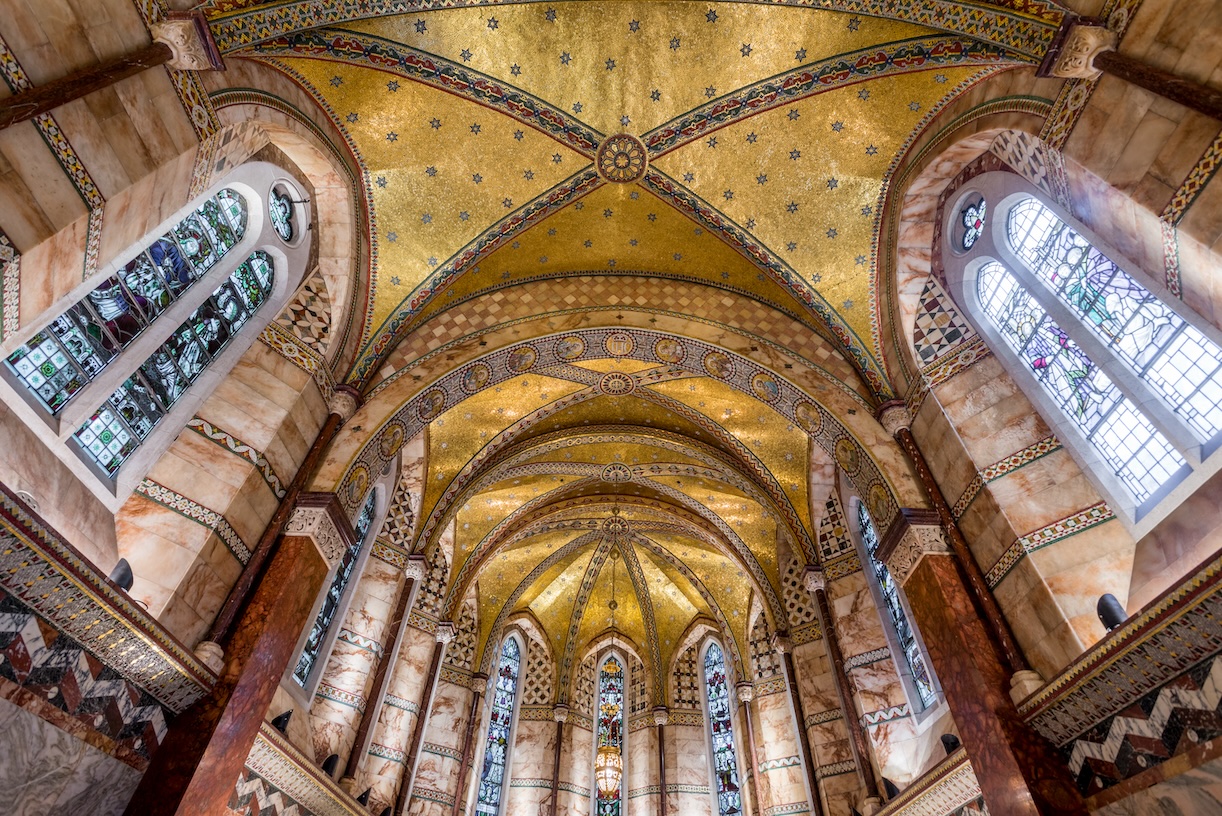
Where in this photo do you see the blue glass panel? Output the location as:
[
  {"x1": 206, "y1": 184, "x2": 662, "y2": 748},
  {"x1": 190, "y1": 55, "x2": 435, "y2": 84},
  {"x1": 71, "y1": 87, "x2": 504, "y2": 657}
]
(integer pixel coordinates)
[
  {"x1": 596, "y1": 657, "x2": 625, "y2": 816},
  {"x1": 704, "y1": 643, "x2": 743, "y2": 816},
  {"x1": 477, "y1": 638, "x2": 522, "y2": 815}
]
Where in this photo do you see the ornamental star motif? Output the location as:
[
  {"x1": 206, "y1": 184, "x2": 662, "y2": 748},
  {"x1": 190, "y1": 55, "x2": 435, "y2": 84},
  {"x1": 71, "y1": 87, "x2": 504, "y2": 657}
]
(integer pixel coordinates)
[
  {"x1": 795, "y1": 48, "x2": 807, "y2": 61},
  {"x1": 487, "y1": 17, "x2": 499, "y2": 30},
  {"x1": 414, "y1": 20, "x2": 427, "y2": 33},
  {"x1": 629, "y1": 20, "x2": 640, "y2": 32},
  {"x1": 460, "y1": 49, "x2": 472, "y2": 61},
  {"x1": 706, "y1": 9, "x2": 718, "y2": 22},
  {"x1": 741, "y1": 43, "x2": 752, "y2": 57}
]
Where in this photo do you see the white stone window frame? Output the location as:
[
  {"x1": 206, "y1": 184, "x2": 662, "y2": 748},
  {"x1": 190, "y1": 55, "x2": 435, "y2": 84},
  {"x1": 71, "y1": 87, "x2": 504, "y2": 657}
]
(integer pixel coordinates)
[
  {"x1": 588, "y1": 647, "x2": 631, "y2": 816},
  {"x1": 697, "y1": 636, "x2": 749, "y2": 816},
  {"x1": 283, "y1": 464, "x2": 397, "y2": 705},
  {"x1": 472, "y1": 629, "x2": 529, "y2": 816},
  {"x1": 942, "y1": 171, "x2": 1222, "y2": 537},
  {"x1": 848, "y1": 497, "x2": 944, "y2": 722},
  {"x1": 0, "y1": 162, "x2": 312, "y2": 512}
]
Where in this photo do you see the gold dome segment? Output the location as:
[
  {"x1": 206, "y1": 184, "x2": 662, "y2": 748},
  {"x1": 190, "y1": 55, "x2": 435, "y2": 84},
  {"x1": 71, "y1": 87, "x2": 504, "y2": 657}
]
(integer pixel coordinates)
[{"x1": 596, "y1": 134, "x2": 647, "y2": 183}]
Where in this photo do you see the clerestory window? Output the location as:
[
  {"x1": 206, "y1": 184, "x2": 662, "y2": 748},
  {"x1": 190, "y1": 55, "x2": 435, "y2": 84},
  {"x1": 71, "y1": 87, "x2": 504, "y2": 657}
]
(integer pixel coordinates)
[
  {"x1": 477, "y1": 635, "x2": 524, "y2": 816},
  {"x1": 701, "y1": 641, "x2": 744, "y2": 816}
]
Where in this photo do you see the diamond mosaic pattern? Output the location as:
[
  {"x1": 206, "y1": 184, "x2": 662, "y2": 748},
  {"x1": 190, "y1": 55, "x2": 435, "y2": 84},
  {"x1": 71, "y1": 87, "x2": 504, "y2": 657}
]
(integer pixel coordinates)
[{"x1": 913, "y1": 276, "x2": 976, "y2": 364}]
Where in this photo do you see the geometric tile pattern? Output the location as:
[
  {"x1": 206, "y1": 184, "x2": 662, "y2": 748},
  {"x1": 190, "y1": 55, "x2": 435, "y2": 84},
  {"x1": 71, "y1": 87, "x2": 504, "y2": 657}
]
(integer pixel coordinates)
[
  {"x1": 230, "y1": 767, "x2": 309, "y2": 816},
  {"x1": 980, "y1": 435, "x2": 1061, "y2": 483},
  {"x1": 781, "y1": 551, "x2": 818, "y2": 631},
  {"x1": 913, "y1": 276, "x2": 976, "y2": 364},
  {"x1": 1162, "y1": 129, "x2": 1222, "y2": 227},
  {"x1": 671, "y1": 644, "x2": 699, "y2": 709},
  {"x1": 374, "y1": 475, "x2": 416, "y2": 552},
  {"x1": 630, "y1": 654, "x2": 648, "y2": 717},
  {"x1": 1, "y1": 226, "x2": 18, "y2": 341},
  {"x1": 276, "y1": 269, "x2": 333, "y2": 356},
  {"x1": 0, "y1": 587, "x2": 170, "y2": 761},
  {"x1": 573, "y1": 655, "x2": 595, "y2": 718},
  {"x1": 413, "y1": 543, "x2": 450, "y2": 620},
  {"x1": 243, "y1": 724, "x2": 367, "y2": 816},
  {"x1": 866, "y1": 749, "x2": 982, "y2": 816},
  {"x1": 442, "y1": 601, "x2": 477, "y2": 672},
  {"x1": 750, "y1": 613, "x2": 781, "y2": 682},
  {"x1": 520, "y1": 636, "x2": 553, "y2": 707},
  {"x1": 985, "y1": 502, "x2": 1115, "y2": 588},
  {"x1": 988, "y1": 129, "x2": 1071, "y2": 208},
  {"x1": 817, "y1": 493, "x2": 854, "y2": 561}
]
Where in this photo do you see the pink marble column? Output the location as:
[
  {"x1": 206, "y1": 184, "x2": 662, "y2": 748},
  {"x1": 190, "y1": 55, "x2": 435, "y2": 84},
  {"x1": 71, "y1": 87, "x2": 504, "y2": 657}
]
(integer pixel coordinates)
[
  {"x1": 396, "y1": 622, "x2": 455, "y2": 815},
  {"x1": 773, "y1": 633, "x2": 822, "y2": 816},
  {"x1": 451, "y1": 673, "x2": 488, "y2": 816},
  {"x1": 735, "y1": 683, "x2": 764, "y2": 816}
]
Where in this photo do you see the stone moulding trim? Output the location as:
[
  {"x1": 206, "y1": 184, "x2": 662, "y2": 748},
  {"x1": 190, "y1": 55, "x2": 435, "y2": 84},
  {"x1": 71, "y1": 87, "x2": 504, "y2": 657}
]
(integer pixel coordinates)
[
  {"x1": 136, "y1": 478, "x2": 252, "y2": 564},
  {"x1": 759, "y1": 755, "x2": 802, "y2": 774},
  {"x1": 371, "y1": 539, "x2": 408, "y2": 568},
  {"x1": 0, "y1": 483, "x2": 215, "y2": 712},
  {"x1": 765, "y1": 804, "x2": 812, "y2": 816},
  {"x1": 284, "y1": 493, "x2": 355, "y2": 567},
  {"x1": 815, "y1": 760, "x2": 856, "y2": 779},
  {"x1": 315, "y1": 680, "x2": 365, "y2": 712},
  {"x1": 754, "y1": 676, "x2": 787, "y2": 697},
  {"x1": 845, "y1": 647, "x2": 892, "y2": 672},
  {"x1": 421, "y1": 742, "x2": 463, "y2": 761},
  {"x1": 873, "y1": 748, "x2": 982, "y2": 816},
  {"x1": 1019, "y1": 549, "x2": 1222, "y2": 746},
  {"x1": 245, "y1": 724, "x2": 368, "y2": 816},
  {"x1": 862, "y1": 703, "x2": 911, "y2": 727},
  {"x1": 410, "y1": 786, "x2": 456, "y2": 807},
  {"x1": 985, "y1": 501, "x2": 1115, "y2": 588},
  {"x1": 186, "y1": 417, "x2": 286, "y2": 498},
  {"x1": 368, "y1": 742, "x2": 405, "y2": 763},
  {"x1": 382, "y1": 693, "x2": 419, "y2": 714},
  {"x1": 806, "y1": 708, "x2": 843, "y2": 728},
  {"x1": 558, "y1": 781, "x2": 593, "y2": 797},
  {"x1": 981, "y1": 435, "x2": 1062, "y2": 482}
]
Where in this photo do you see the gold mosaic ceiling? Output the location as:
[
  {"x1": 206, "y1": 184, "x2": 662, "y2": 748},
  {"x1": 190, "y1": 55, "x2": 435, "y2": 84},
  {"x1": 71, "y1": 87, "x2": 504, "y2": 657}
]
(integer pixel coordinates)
[{"x1": 231, "y1": 0, "x2": 1028, "y2": 393}]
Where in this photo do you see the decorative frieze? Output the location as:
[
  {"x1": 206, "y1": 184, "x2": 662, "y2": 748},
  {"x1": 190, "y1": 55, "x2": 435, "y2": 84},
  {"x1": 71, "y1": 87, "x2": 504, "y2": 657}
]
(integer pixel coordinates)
[
  {"x1": 881, "y1": 521, "x2": 949, "y2": 586},
  {"x1": 284, "y1": 499, "x2": 352, "y2": 567},
  {"x1": 1047, "y1": 23, "x2": 1116, "y2": 80},
  {"x1": 243, "y1": 724, "x2": 367, "y2": 816},
  {"x1": 985, "y1": 502, "x2": 1115, "y2": 588},
  {"x1": 150, "y1": 11, "x2": 224, "y2": 72},
  {"x1": 871, "y1": 749, "x2": 982, "y2": 816}
]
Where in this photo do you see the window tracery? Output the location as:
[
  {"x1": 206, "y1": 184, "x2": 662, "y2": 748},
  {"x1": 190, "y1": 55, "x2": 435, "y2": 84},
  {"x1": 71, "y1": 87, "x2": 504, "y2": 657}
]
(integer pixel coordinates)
[
  {"x1": 477, "y1": 636, "x2": 523, "y2": 816},
  {"x1": 702, "y1": 641, "x2": 743, "y2": 816},
  {"x1": 595, "y1": 655, "x2": 625, "y2": 816}
]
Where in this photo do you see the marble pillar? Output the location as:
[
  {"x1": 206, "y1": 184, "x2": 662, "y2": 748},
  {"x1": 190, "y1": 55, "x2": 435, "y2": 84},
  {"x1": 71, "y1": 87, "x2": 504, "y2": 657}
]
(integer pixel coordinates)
[
  {"x1": 653, "y1": 708, "x2": 667, "y2": 816},
  {"x1": 452, "y1": 673, "x2": 488, "y2": 816},
  {"x1": 880, "y1": 517, "x2": 1085, "y2": 816},
  {"x1": 408, "y1": 677, "x2": 470, "y2": 816},
  {"x1": 397, "y1": 623, "x2": 456, "y2": 815},
  {"x1": 123, "y1": 494, "x2": 352, "y2": 816},
  {"x1": 549, "y1": 706, "x2": 568, "y2": 816},
  {"x1": 752, "y1": 684, "x2": 812, "y2": 815},
  {"x1": 774, "y1": 634, "x2": 822, "y2": 816},
  {"x1": 666, "y1": 716, "x2": 713, "y2": 816},
  {"x1": 736, "y1": 683, "x2": 764, "y2": 816}
]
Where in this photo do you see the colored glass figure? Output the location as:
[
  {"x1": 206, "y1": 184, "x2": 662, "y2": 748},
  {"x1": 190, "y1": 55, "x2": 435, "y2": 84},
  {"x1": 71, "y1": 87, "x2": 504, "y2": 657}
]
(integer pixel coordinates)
[
  {"x1": 6, "y1": 189, "x2": 247, "y2": 414},
  {"x1": 961, "y1": 197, "x2": 986, "y2": 250},
  {"x1": 977, "y1": 261, "x2": 1186, "y2": 503},
  {"x1": 270, "y1": 189, "x2": 296, "y2": 242},
  {"x1": 477, "y1": 638, "x2": 523, "y2": 816},
  {"x1": 292, "y1": 490, "x2": 377, "y2": 686},
  {"x1": 1008, "y1": 198, "x2": 1222, "y2": 442},
  {"x1": 858, "y1": 503, "x2": 936, "y2": 708},
  {"x1": 596, "y1": 657, "x2": 625, "y2": 816},
  {"x1": 74, "y1": 251, "x2": 273, "y2": 476},
  {"x1": 703, "y1": 643, "x2": 743, "y2": 816}
]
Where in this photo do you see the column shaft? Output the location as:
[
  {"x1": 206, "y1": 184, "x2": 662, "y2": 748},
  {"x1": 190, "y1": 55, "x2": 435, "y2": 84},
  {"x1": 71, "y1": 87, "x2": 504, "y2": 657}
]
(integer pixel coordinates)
[
  {"x1": 657, "y1": 720, "x2": 667, "y2": 816},
  {"x1": 738, "y1": 695, "x2": 765, "y2": 816},
  {"x1": 777, "y1": 644, "x2": 824, "y2": 816},
  {"x1": 1095, "y1": 50, "x2": 1222, "y2": 121},
  {"x1": 396, "y1": 636, "x2": 448, "y2": 815},
  {"x1": 451, "y1": 680, "x2": 486, "y2": 816},
  {"x1": 549, "y1": 715, "x2": 565, "y2": 816}
]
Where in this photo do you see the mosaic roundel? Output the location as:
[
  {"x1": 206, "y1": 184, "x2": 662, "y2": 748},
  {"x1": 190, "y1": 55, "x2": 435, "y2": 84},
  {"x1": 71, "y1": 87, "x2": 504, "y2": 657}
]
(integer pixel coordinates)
[
  {"x1": 596, "y1": 133, "x2": 647, "y2": 183},
  {"x1": 602, "y1": 463, "x2": 633, "y2": 482},
  {"x1": 868, "y1": 483, "x2": 892, "y2": 525},
  {"x1": 346, "y1": 465, "x2": 370, "y2": 505},
  {"x1": 794, "y1": 402, "x2": 823, "y2": 435},
  {"x1": 507, "y1": 345, "x2": 537, "y2": 373},
  {"x1": 603, "y1": 515, "x2": 632, "y2": 535},
  {"x1": 418, "y1": 388, "x2": 446, "y2": 421},
  {"x1": 604, "y1": 331, "x2": 635, "y2": 357},
  {"x1": 600, "y1": 372, "x2": 636, "y2": 396},
  {"x1": 751, "y1": 372, "x2": 780, "y2": 403},
  {"x1": 379, "y1": 422, "x2": 406, "y2": 459},
  {"x1": 555, "y1": 335, "x2": 586, "y2": 361},
  {"x1": 703, "y1": 351, "x2": 734, "y2": 380},
  {"x1": 835, "y1": 437, "x2": 861, "y2": 474},
  {"x1": 462, "y1": 363, "x2": 492, "y2": 393},
  {"x1": 654, "y1": 337, "x2": 686, "y2": 364}
]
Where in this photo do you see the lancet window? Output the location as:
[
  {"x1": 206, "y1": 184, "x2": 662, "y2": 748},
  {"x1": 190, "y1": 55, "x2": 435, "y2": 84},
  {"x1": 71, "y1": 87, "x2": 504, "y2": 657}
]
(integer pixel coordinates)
[
  {"x1": 595, "y1": 655, "x2": 626, "y2": 816},
  {"x1": 293, "y1": 490, "x2": 378, "y2": 686},
  {"x1": 476, "y1": 636, "x2": 523, "y2": 816},
  {"x1": 702, "y1": 641, "x2": 743, "y2": 816},
  {"x1": 858, "y1": 502, "x2": 936, "y2": 709}
]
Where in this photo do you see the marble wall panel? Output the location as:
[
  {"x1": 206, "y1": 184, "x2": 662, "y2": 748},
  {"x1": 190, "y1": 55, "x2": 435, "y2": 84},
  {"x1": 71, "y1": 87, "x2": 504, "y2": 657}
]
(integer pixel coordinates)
[
  {"x1": 820, "y1": 769, "x2": 861, "y2": 816},
  {"x1": 1130, "y1": 465, "x2": 1222, "y2": 611},
  {"x1": 1094, "y1": 752, "x2": 1222, "y2": 816},
  {"x1": 666, "y1": 723, "x2": 710, "y2": 787}
]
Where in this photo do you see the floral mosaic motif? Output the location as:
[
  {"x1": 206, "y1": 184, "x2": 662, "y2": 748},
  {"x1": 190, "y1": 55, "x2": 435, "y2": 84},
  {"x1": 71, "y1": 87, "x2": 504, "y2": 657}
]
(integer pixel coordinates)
[
  {"x1": 477, "y1": 637, "x2": 522, "y2": 815},
  {"x1": 597, "y1": 134, "x2": 647, "y2": 184},
  {"x1": 704, "y1": 642, "x2": 744, "y2": 816},
  {"x1": 596, "y1": 656, "x2": 626, "y2": 816}
]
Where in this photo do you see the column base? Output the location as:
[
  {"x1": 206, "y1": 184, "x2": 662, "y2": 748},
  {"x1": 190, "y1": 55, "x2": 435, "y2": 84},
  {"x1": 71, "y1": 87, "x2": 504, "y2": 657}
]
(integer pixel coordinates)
[
  {"x1": 861, "y1": 796, "x2": 883, "y2": 815},
  {"x1": 193, "y1": 640, "x2": 224, "y2": 674},
  {"x1": 1010, "y1": 669, "x2": 1045, "y2": 706},
  {"x1": 338, "y1": 776, "x2": 358, "y2": 795}
]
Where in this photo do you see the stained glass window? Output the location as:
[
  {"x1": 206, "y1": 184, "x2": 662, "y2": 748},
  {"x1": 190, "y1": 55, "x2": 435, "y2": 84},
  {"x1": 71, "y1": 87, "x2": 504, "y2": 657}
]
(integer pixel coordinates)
[
  {"x1": 477, "y1": 637, "x2": 522, "y2": 816},
  {"x1": 292, "y1": 490, "x2": 378, "y2": 686},
  {"x1": 858, "y1": 503, "x2": 936, "y2": 709},
  {"x1": 270, "y1": 188, "x2": 296, "y2": 242},
  {"x1": 976, "y1": 261, "x2": 1186, "y2": 504},
  {"x1": 595, "y1": 656, "x2": 625, "y2": 816},
  {"x1": 74, "y1": 251, "x2": 274, "y2": 476},
  {"x1": 6, "y1": 189, "x2": 247, "y2": 414},
  {"x1": 1008, "y1": 198, "x2": 1222, "y2": 442},
  {"x1": 961, "y1": 197, "x2": 986, "y2": 250},
  {"x1": 703, "y1": 643, "x2": 743, "y2": 816}
]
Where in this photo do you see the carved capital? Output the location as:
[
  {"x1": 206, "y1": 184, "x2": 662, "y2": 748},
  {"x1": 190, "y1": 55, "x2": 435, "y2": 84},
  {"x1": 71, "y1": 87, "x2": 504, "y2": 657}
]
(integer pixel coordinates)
[
  {"x1": 735, "y1": 682, "x2": 755, "y2": 704},
  {"x1": 876, "y1": 401, "x2": 911, "y2": 436},
  {"x1": 404, "y1": 554, "x2": 427, "y2": 582},
  {"x1": 470, "y1": 672, "x2": 489, "y2": 694},
  {"x1": 435, "y1": 622, "x2": 456, "y2": 644},
  {"x1": 284, "y1": 505, "x2": 347, "y2": 567},
  {"x1": 652, "y1": 706, "x2": 669, "y2": 726},
  {"x1": 802, "y1": 566, "x2": 826, "y2": 594},
  {"x1": 151, "y1": 12, "x2": 223, "y2": 72},
  {"x1": 884, "y1": 523, "x2": 949, "y2": 586},
  {"x1": 328, "y1": 385, "x2": 362, "y2": 422},
  {"x1": 193, "y1": 640, "x2": 224, "y2": 674},
  {"x1": 553, "y1": 705, "x2": 570, "y2": 724},
  {"x1": 1050, "y1": 23, "x2": 1116, "y2": 79},
  {"x1": 771, "y1": 633, "x2": 792, "y2": 656}
]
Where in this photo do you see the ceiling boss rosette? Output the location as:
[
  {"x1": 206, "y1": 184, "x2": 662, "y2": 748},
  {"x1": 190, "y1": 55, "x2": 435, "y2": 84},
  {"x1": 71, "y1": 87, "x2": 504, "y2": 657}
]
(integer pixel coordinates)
[{"x1": 596, "y1": 134, "x2": 647, "y2": 183}]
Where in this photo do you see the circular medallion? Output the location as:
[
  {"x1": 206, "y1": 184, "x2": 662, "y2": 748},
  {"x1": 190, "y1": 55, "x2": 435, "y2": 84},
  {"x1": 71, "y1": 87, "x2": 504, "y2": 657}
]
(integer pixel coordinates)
[
  {"x1": 603, "y1": 515, "x2": 632, "y2": 535},
  {"x1": 596, "y1": 134, "x2": 647, "y2": 183},
  {"x1": 794, "y1": 401, "x2": 822, "y2": 435},
  {"x1": 417, "y1": 388, "x2": 447, "y2": 421},
  {"x1": 751, "y1": 372, "x2": 780, "y2": 403},
  {"x1": 602, "y1": 463, "x2": 633, "y2": 482},
  {"x1": 379, "y1": 423, "x2": 406, "y2": 459},
  {"x1": 868, "y1": 483, "x2": 892, "y2": 524},
  {"x1": 703, "y1": 351, "x2": 734, "y2": 380},
  {"x1": 835, "y1": 437, "x2": 861, "y2": 474},
  {"x1": 346, "y1": 465, "x2": 369, "y2": 505},
  {"x1": 600, "y1": 372, "x2": 636, "y2": 396},
  {"x1": 604, "y1": 331, "x2": 635, "y2": 357},
  {"x1": 654, "y1": 337, "x2": 686, "y2": 364},
  {"x1": 462, "y1": 363, "x2": 492, "y2": 393},
  {"x1": 555, "y1": 335, "x2": 586, "y2": 361},
  {"x1": 507, "y1": 345, "x2": 537, "y2": 373}
]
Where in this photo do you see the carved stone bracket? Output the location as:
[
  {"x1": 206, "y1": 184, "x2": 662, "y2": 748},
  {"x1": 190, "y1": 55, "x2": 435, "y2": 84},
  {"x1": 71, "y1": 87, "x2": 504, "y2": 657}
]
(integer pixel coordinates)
[
  {"x1": 404, "y1": 553, "x2": 427, "y2": 582},
  {"x1": 736, "y1": 681, "x2": 755, "y2": 704},
  {"x1": 770, "y1": 633, "x2": 792, "y2": 656},
  {"x1": 885, "y1": 523, "x2": 950, "y2": 586},
  {"x1": 802, "y1": 566, "x2": 827, "y2": 594},
  {"x1": 328, "y1": 385, "x2": 363, "y2": 422},
  {"x1": 1049, "y1": 23, "x2": 1116, "y2": 79},
  {"x1": 435, "y1": 621, "x2": 456, "y2": 644},
  {"x1": 876, "y1": 400, "x2": 911, "y2": 437},
  {"x1": 554, "y1": 705, "x2": 570, "y2": 724},
  {"x1": 151, "y1": 11, "x2": 224, "y2": 72},
  {"x1": 284, "y1": 495, "x2": 355, "y2": 568},
  {"x1": 469, "y1": 672, "x2": 489, "y2": 694},
  {"x1": 652, "y1": 706, "x2": 669, "y2": 727}
]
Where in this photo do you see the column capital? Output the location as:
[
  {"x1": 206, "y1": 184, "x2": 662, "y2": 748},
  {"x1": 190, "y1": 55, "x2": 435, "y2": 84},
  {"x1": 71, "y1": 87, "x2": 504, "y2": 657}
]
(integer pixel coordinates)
[
  {"x1": 328, "y1": 384, "x2": 363, "y2": 421},
  {"x1": 802, "y1": 566, "x2": 826, "y2": 594},
  {"x1": 884, "y1": 519, "x2": 949, "y2": 586},
  {"x1": 150, "y1": 11, "x2": 224, "y2": 71},
  {"x1": 283, "y1": 494, "x2": 355, "y2": 568},
  {"x1": 404, "y1": 553, "x2": 427, "y2": 581},
  {"x1": 1047, "y1": 22, "x2": 1116, "y2": 79},
  {"x1": 735, "y1": 682, "x2": 755, "y2": 704},
  {"x1": 553, "y1": 704, "x2": 570, "y2": 724},
  {"x1": 875, "y1": 400, "x2": 911, "y2": 436},
  {"x1": 469, "y1": 672, "x2": 489, "y2": 694},
  {"x1": 435, "y1": 622, "x2": 456, "y2": 644},
  {"x1": 652, "y1": 706, "x2": 669, "y2": 726},
  {"x1": 770, "y1": 632, "x2": 792, "y2": 655}
]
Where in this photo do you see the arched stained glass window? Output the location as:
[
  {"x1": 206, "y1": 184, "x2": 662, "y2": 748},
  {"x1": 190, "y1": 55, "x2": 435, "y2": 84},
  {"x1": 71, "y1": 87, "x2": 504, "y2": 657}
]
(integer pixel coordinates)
[
  {"x1": 269, "y1": 188, "x2": 296, "y2": 243},
  {"x1": 293, "y1": 489, "x2": 378, "y2": 686},
  {"x1": 595, "y1": 656, "x2": 625, "y2": 816},
  {"x1": 477, "y1": 637, "x2": 523, "y2": 816},
  {"x1": 976, "y1": 260, "x2": 1186, "y2": 503},
  {"x1": 858, "y1": 502, "x2": 936, "y2": 709},
  {"x1": 1007, "y1": 198, "x2": 1222, "y2": 442},
  {"x1": 5, "y1": 189, "x2": 248, "y2": 414},
  {"x1": 73, "y1": 252, "x2": 275, "y2": 476},
  {"x1": 702, "y1": 642, "x2": 743, "y2": 816}
]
